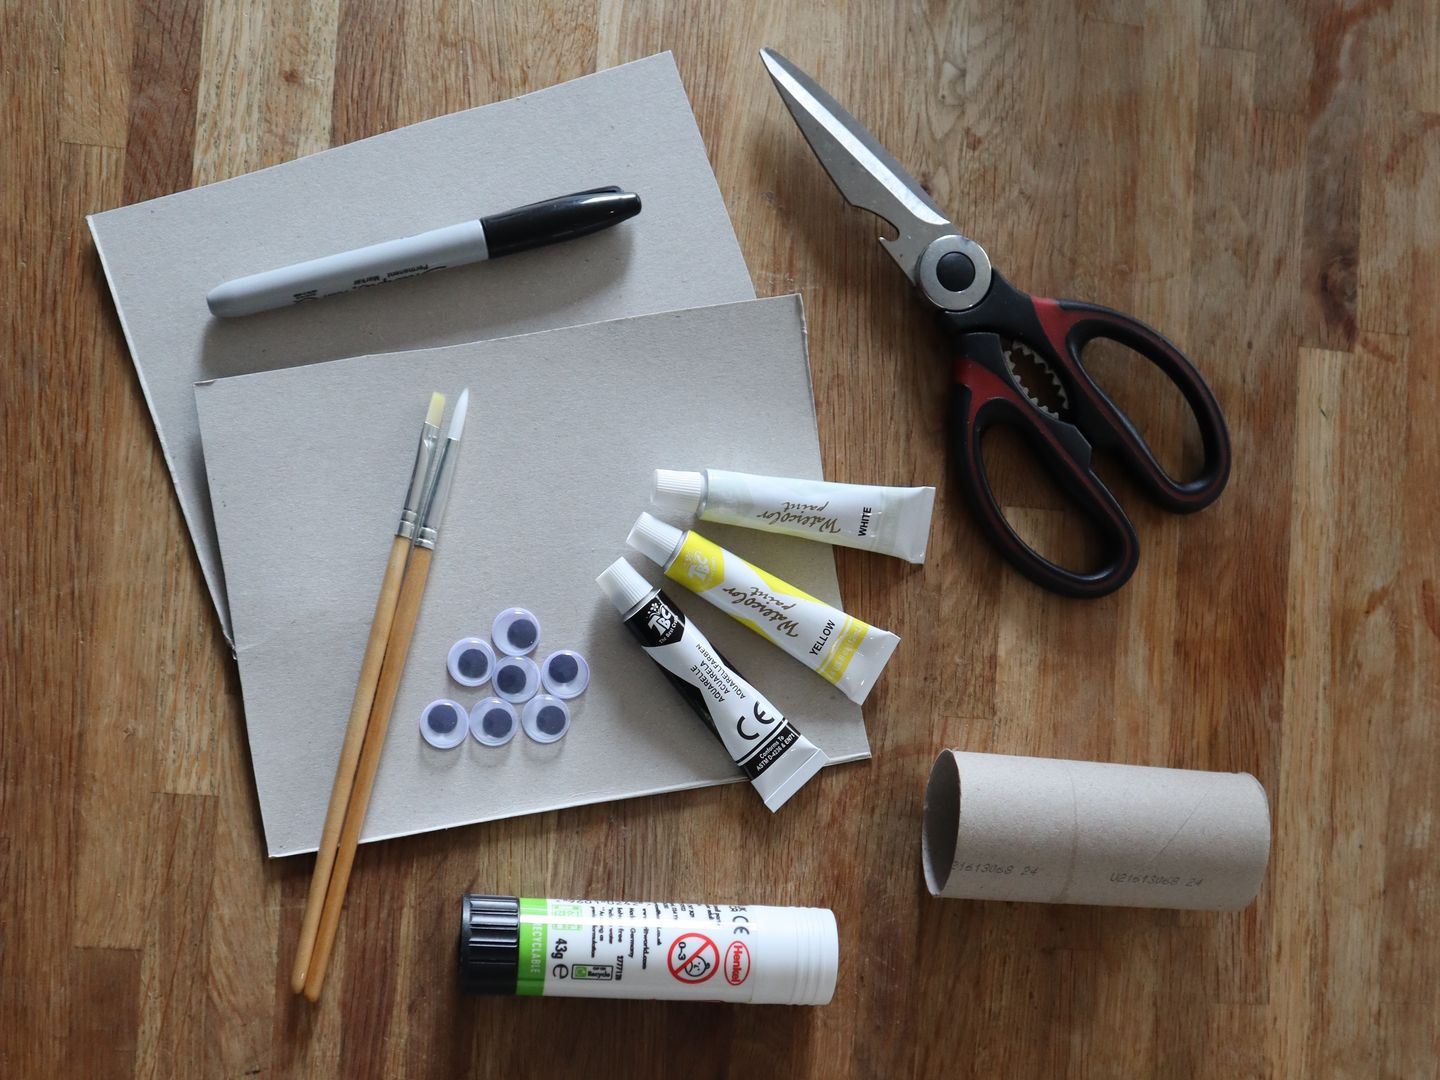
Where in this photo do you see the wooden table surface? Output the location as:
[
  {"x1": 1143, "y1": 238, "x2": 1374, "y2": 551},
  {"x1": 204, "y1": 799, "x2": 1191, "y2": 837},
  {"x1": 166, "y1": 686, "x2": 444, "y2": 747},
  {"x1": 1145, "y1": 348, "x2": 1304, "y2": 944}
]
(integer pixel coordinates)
[{"x1": 4, "y1": 1, "x2": 1437, "y2": 1076}]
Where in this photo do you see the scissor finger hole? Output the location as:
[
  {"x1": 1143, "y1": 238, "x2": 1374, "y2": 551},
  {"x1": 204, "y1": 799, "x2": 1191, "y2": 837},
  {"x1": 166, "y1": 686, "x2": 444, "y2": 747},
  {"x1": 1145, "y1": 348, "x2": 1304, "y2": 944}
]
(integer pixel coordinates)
[
  {"x1": 1077, "y1": 336, "x2": 1205, "y2": 483},
  {"x1": 977, "y1": 426, "x2": 1109, "y2": 576}
]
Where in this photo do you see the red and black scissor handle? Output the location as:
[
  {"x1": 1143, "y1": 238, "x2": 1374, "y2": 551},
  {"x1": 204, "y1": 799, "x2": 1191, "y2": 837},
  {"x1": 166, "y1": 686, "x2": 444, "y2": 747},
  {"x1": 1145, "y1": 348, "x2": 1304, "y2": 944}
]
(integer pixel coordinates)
[{"x1": 942, "y1": 272, "x2": 1231, "y2": 599}]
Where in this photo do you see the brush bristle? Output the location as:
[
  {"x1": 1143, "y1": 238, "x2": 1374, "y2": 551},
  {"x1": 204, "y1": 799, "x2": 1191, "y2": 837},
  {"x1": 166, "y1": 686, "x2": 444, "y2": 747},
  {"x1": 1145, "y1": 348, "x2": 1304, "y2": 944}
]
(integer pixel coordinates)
[
  {"x1": 426, "y1": 392, "x2": 446, "y2": 427},
  {"x1": 448, "y1": 388, "x2": 469, "y2": 439}
]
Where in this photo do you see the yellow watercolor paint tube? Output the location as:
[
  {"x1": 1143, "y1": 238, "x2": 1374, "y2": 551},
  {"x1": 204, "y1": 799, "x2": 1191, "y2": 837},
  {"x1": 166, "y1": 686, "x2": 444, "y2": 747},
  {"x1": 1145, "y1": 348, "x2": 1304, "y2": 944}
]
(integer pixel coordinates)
[{"x1": 626, "y1": 513, "x2": 899, "y2": 705}]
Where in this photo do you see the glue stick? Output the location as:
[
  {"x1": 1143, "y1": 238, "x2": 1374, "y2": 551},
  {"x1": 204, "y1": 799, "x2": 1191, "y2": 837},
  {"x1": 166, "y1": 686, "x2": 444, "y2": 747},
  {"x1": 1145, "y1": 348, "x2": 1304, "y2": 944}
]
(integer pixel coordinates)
[{"x1": 459, "y1": 894, "x2": 838, "y2": 1004}]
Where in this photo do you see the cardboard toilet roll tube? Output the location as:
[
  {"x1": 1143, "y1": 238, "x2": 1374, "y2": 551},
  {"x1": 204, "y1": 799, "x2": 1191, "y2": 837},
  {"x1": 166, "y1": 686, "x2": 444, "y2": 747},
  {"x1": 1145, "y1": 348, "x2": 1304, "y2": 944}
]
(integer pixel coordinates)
[{"x1": 922, "y1": 750, "x2": 1271, "y2": 911}]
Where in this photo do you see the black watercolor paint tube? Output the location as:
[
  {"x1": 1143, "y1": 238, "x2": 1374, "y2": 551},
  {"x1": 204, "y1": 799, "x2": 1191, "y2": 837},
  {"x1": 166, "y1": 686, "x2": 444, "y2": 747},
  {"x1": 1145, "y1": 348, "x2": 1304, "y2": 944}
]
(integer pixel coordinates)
[{"x1": 595, "y1": 557, "x2": 828, "y2": 811}]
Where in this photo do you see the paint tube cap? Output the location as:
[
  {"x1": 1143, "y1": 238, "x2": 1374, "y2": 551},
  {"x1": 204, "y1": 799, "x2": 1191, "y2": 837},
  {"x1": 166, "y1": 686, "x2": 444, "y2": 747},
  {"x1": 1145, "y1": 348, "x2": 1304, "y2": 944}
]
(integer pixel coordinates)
[
  {"x1": 627, "y1": 512, "x2": 684, "y2": 568},
  {"x1": 652, "y1": 469, "x2": 705, "y2": 514},
  {"x1": 596, "y1": 557, "x2": 654, "y2": 615}
]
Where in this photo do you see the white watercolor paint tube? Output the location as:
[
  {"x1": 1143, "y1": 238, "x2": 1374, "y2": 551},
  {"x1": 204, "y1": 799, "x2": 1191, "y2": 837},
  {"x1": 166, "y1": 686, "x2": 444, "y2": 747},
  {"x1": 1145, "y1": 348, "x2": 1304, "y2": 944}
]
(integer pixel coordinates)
[
  {"x1": 653, "y1": 468, "x2": 936, "y2": 564},
  {"x1": 626, "y1": 513, "x2": 899, "y2": 705},
  {"x1": 458, "y1": 893, "x2": 838, "y2": 1004},
  {"x1": 596, "y1": 558, "x2": 828, "y2": 812},
  {"x1": 922, "y1": 750, "x2": 1272, "y2": 911}
]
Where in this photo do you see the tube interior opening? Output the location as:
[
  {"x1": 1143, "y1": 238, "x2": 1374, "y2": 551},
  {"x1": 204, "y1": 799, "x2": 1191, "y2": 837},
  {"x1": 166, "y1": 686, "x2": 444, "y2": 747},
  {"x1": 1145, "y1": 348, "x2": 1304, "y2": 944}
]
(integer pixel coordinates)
[{"x1": 922, "y1": 751, "x2": 961, "y2": 895}]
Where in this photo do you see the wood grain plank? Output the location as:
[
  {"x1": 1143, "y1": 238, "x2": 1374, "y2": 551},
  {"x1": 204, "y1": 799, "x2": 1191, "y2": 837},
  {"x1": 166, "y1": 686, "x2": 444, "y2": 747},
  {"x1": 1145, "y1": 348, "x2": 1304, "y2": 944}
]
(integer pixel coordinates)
[
  {"x1": 1295, "y1": 0, "x2": 1384, "y2": 352},
  {"x1": 1376, "y1": 119, "x2": 1440, "y2": 1035},
  {"x1": 1274, "y1": 344, "x2": 1344, "y2": 1076},
  {"x1": 191, "y1": 0, "x2": 340, "y2": 187},
  {"x1": 121, "y1": 0, "x2": 205, "y2": 205},
  {"x1": 204, "y1": 678, "x2": 281, "y2": 1079},
  {"x1": 60, "y1": 0, "x2": 136, "y2": 147},
  {"x1": 133, "y1": 793, "x2": 217, "y2": 1080},
  {"x1": 67, "y1": 948, "x2": 143, "y2": 1077},
  {"x1": 1355, "y1": 108, "x2": 1435, "y2": 338}
]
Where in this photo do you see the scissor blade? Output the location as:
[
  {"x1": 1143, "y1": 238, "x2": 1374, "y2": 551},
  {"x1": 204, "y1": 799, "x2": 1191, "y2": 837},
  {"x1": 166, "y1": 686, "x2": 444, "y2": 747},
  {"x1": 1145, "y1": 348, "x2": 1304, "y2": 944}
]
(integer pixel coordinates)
[{"x1": 760, "y1": 47, "x2": 952, "y2": 282}]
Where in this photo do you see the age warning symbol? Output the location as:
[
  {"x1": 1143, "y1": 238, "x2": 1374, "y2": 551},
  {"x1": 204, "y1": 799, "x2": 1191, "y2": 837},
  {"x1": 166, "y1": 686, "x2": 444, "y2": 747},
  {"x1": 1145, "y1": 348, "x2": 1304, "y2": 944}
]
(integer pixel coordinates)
[{"x1": 667, "y1": 932, "x2": 719, "y2": 984}]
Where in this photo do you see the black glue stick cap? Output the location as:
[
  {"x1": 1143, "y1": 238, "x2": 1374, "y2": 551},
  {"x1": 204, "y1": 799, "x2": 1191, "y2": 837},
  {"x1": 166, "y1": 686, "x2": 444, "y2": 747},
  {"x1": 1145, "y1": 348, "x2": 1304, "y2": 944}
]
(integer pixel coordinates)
[{"x1": 459, "y1": 894, "x2": 521, "y2": 994}]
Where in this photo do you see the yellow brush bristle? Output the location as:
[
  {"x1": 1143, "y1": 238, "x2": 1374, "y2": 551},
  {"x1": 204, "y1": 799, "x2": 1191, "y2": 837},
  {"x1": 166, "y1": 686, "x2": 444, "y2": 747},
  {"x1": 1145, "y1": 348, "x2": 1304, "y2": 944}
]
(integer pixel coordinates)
[{"x1": 426, "y1": 392, "x2": 446, "y2": 426}]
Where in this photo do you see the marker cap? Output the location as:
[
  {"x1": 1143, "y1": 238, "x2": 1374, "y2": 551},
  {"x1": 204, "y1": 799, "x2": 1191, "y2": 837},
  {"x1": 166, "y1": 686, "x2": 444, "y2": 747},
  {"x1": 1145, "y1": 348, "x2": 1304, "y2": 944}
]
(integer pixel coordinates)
[
  {"x1": 596, "y1": 558, "x2": 654, "y2": 615},
  {"x1": 652, "y1": 469, "x2": 706, "y2": 514},
  {"x1": 627, "y1": 512, "x2": 684, "y2": 568}
]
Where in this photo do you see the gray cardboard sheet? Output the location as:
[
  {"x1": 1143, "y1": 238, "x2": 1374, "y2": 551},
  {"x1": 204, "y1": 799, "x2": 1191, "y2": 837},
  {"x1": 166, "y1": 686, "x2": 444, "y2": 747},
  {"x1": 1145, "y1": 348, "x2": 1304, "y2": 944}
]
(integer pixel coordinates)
[
  {"x1": 194, "y1": 297, "x2": 870, "y2": 857},
  {"x1": 89, "y1": 53, "x2": 755, "y2": 642}
]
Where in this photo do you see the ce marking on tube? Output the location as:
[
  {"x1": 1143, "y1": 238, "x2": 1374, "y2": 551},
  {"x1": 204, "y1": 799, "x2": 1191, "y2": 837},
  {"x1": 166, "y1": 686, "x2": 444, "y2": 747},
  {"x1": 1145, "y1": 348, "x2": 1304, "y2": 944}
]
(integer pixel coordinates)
[
  {"x1": 736, "y1": 702, "x2": 775, "y2": 741},
  {"x1": 729, "y1": 908, "x2": 751, "y2": 936}
]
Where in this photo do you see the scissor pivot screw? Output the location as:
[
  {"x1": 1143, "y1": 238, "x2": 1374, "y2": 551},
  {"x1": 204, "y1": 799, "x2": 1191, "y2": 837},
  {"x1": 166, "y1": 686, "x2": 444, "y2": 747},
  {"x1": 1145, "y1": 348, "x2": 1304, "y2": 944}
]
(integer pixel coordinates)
[
  {"x1": 918, "y1": 234, "x2": 991, "y2": 311},
  {"x1": 936, "y1": 252, "x2": 976, "y2": 292}
]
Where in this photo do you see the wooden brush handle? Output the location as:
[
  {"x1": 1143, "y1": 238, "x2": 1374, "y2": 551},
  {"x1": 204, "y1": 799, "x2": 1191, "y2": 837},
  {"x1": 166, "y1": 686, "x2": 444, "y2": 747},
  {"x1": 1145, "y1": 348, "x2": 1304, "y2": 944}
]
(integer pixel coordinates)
[
  {"x1": 302, "y1": 546, "x2": 434, "y2": 1001},
  {"x1": 290, "y1": 534, "x2": 410, "y2": 993}
]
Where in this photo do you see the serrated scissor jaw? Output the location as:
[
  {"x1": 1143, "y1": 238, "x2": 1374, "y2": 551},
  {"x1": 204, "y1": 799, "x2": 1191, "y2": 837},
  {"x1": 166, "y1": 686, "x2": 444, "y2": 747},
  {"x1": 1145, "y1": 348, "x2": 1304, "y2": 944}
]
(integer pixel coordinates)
[{"x1": 1002, "y1": 339, "x2": 1071, "y2": 419}]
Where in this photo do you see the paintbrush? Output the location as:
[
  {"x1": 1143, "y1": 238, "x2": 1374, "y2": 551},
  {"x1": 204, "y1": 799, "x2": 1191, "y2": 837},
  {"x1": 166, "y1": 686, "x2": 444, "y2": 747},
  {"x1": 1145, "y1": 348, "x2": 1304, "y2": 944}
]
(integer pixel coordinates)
[
  {"x1": 303, "y1": 388, "x2": 470, "y2": 1001},
  {"x1": 289, "y1": 391, "x2": 445, "y2": 994}
]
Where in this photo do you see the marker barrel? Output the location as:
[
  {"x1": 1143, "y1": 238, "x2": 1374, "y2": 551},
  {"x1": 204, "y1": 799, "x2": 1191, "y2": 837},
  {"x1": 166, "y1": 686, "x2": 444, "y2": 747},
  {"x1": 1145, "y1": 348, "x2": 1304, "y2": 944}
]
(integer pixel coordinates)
[{"x1": 206, "y1": 220, "x2": 488, "y2": 317}]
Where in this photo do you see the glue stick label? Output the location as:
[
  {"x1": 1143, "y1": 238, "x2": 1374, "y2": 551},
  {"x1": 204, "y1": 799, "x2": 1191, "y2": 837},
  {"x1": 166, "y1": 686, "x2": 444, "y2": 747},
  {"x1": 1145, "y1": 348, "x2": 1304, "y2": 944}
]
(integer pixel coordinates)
[
  {"x1": 496, "y1": 896, "x2": 837, "y2": 1004},
  {"x1": 622, "y1": 589, "x2": 826, "y2": 811},
  {"x1": 516, "y1": 898, "x2": 745, "y2": 999}
]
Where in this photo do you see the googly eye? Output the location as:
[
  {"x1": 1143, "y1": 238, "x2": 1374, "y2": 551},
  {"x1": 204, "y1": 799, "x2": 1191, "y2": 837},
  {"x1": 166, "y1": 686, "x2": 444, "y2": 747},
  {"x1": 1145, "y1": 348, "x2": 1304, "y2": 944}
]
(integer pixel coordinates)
[
  {"x1": 522, "y1": 695, "x2": 571, "y2": 744},
  {"x1": 492, "y1": 607, "x2": 541, "y2": 656},
  {"x1": 468, "y1": 697, "x2": 517, "y2": 747},
  {"x1": 447, "y1": 637, "x2": 496, "y2": 687},
  {"x1": 492, "y1": 655, "x2": 540, "y2": 703},
  {"x1": 420, "y1": 699, "x2": 468, "y2": 749},
  {"x1": 540, "y1": 650, "x2": 589, "y2": 699}
]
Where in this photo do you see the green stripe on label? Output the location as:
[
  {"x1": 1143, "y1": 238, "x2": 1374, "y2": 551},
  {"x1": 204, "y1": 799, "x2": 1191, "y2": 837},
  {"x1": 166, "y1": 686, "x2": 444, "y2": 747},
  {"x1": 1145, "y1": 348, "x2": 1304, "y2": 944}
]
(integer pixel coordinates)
[{"x1": 517, "y1": 897, "x2": 549, "y2": 996}]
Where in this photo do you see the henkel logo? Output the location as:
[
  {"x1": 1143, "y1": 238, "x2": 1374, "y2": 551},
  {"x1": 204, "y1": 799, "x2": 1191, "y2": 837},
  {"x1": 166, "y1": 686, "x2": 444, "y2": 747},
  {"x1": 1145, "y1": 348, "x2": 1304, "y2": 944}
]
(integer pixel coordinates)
[{"x1": 724, "y1": 940, "x2": 751, "y2": 986}]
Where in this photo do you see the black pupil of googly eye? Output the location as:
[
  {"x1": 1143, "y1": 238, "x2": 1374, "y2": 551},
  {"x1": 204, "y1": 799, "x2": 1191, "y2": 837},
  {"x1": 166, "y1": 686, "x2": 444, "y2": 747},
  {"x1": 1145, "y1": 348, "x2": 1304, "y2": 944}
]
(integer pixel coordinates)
[
  {"x1": 536, "y1": 705, "x2": 566, "y2": 735},
  {"x1": 428, "y1": 703, "x2": 459, "y2": 734},
  {"x1": 482, "y1": 709, "x2": 512, "y2": 738},
  {"x1": 458, "y1": 648, "x2": 489, "y2": 679},
  {"x1": 496, "y1": 665, "x2": 526, "y2": 694},
  {"x1": 507, "y1": 618, "x2": 538, "y2": 650},
  {"x1": 548, "y1": 654, "x2": 579, "y2": 683}
]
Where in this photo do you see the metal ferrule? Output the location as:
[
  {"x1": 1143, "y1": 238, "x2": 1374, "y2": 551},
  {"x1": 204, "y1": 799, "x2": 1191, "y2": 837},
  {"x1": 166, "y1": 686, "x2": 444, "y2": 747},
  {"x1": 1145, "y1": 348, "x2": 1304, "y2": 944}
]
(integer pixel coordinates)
[
  {"x1": 416, "y1": 436, "x2": 461, "y2": 550},
  {"x1": 396, "y1": 421, "x2": 441, "y2": 539}
]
